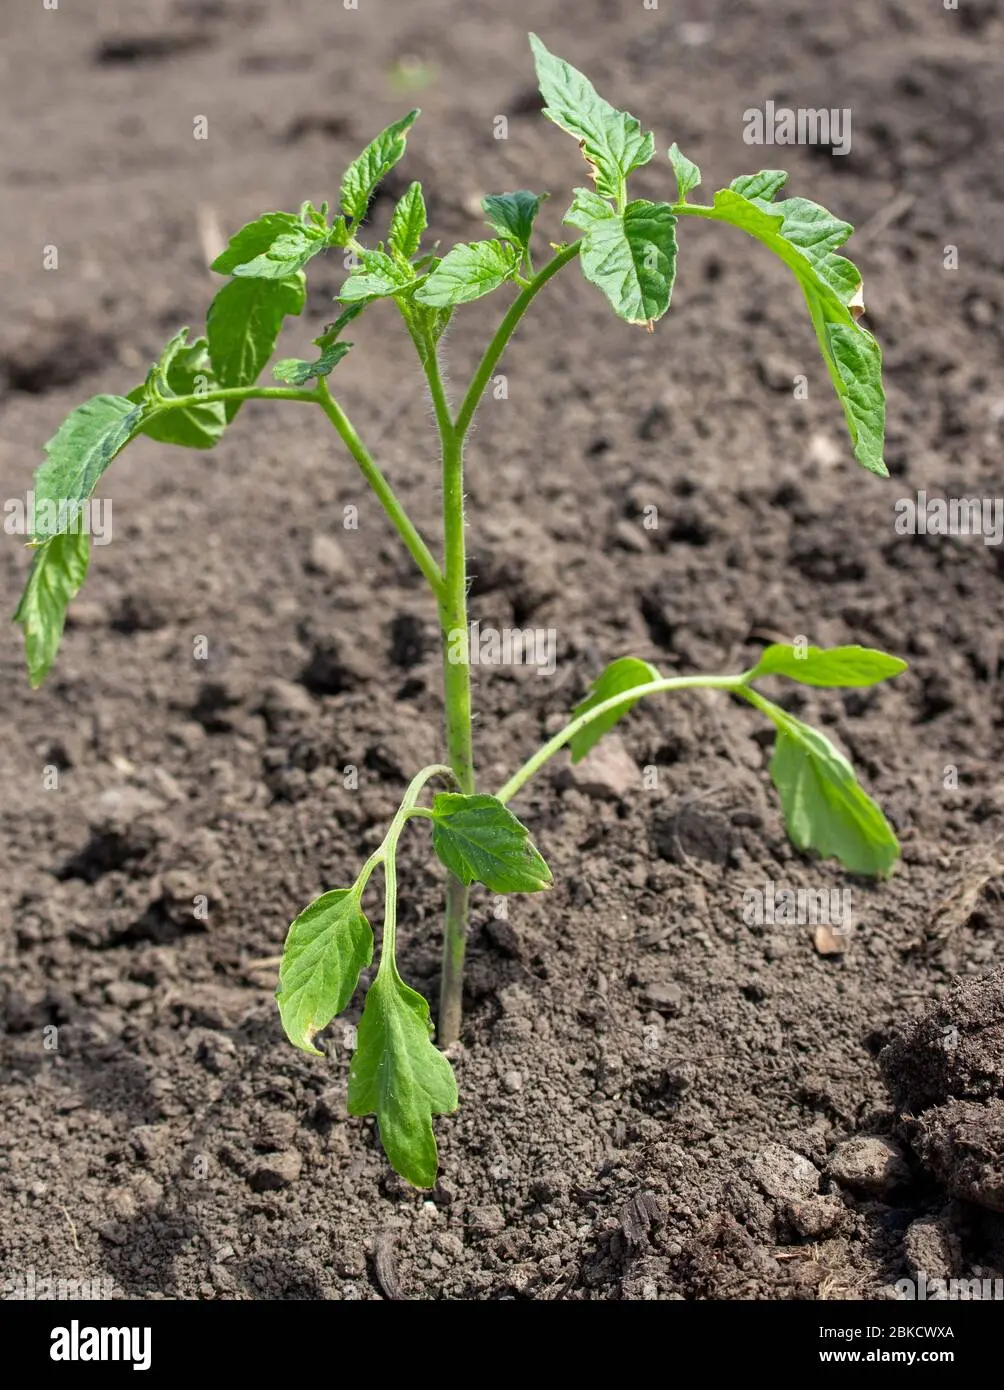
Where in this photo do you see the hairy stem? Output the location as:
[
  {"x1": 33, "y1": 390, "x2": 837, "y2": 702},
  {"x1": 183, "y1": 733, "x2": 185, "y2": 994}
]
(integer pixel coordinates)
[
  {"x1": 315, "y1": 377, "x2": 444, "y2": 596},
  {"x1": 422, "y1": 246, "x2": 585, "y2": 1043},
  {"x1": 495, "y1": 674, "x2": 746, "y2": 804},
  {"x1": 426, "y1": 343, "x2": 475, "y2": 1046},
  {"x1": 155, "y1": 385, "x2": 319, "y2": 410}
]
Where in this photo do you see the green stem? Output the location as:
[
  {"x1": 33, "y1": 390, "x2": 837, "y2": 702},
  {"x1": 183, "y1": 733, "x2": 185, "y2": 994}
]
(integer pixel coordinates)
[
  {"x1": 454, "y1": 241, "x2": 582, "y2": 440},
  {"x1": 377, "y1": 827, "x2": 401, "y2": 982},
  {"x1": 152, "y1": 385, "x2": 319, "y2": 411},
  {"x1": 354, "y1": 763, "x2": 454, "y2": 896},
  {"x1": 315, "y1": 377, "x2": 444, "y2": 596},
  {"x1": 406, "y1": 317, "x2": 455, "y2": 447},
  {"x1": 672, "y1": 201, "x2": 728, "y2": 220},
  {"x1": 354, "y1": 764, "x2": 454, "y2": 980},
  {"x1": 439, "y1": 877, "x2": 469, "y2": 1046},
  {"x1": 495, "y1": 674, "x2": 747, "y2": 804},
  {"x1": 428, "y1": 342, "x2": 475, "y2": 1046},
  {"x1": 423, "y1": 244, "x2": 585, "y2": 1043}
]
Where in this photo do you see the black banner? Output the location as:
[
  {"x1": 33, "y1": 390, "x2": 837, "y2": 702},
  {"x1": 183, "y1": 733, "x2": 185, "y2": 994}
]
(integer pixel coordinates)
[{"x1": 1, "y1": 1296, "x2": 993, "y2": 1378}]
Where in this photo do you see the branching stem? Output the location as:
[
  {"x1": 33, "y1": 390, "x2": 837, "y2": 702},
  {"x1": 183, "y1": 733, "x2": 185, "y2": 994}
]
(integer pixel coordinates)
[{"x1": 495, "y1": 674, "x2": 747, "y2": 804}]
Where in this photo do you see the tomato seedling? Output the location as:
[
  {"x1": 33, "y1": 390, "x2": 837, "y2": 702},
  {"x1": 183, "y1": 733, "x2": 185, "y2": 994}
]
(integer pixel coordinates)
[{"x1": 14, "y1": 35, "x2": 906, "y2": 1188}]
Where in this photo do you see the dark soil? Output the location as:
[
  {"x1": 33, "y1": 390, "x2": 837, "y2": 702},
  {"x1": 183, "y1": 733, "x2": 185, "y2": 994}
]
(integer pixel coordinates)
[{"x1": 2, "y1": 0, "x2": 1004, "y2": 1300}]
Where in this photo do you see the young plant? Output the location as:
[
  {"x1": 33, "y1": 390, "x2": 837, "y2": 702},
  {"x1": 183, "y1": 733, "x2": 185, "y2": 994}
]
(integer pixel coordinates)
[{"x1": 13, "y1": 35, "x2": 906, "y2": 1188}]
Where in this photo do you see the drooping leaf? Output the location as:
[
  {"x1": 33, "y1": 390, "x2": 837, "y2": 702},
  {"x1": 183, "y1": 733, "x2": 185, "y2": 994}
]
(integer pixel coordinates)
[
  {"x1": 430, "y1": 793, "x2": 552, "y2": 893},
  {"x1": 340, "y1": 110, "x2": 420, "y2": 225},
  {"x1": 272, "y1": 342, "x2": 352, "y2": 385},
  {"x1": 348, "y1": 972, "x2": 457, "y2": 1188},
  {"x1": 565, "y1": 190, "x2": 678, "y2": 325},
  {"x1": 668, "y1": 143, "x2": 701, "y2": 201},
  {"x1": 529, "y1": 33, "x2": 653, "y2": 204},
  {"x1": 755, "y1": 698, "x2": 900, "y2": 876},
  {"x1": 127, "y1": 328, "x2": 226, "y2": 449},
  {"x1": 338, "y1": 248, "x2": 415, "y2": 302},
  {"x1": 30, "y1": 395, "x2": 144, "y2": 543},
  {"x1": 747, "y1": 643, "x2": 907, "y2": 688},
  {"x1": 13, "y1": 530, "x2": 90, "y2": 687},
  {"x1": 207, "y1": 273, "x2": 305, "y2": 420},
  {"x1": 388, "y1": 181, "x2": 427, "y2": 259},
  {"x1": 413, "y1": 240, "x2": 522, "y2": 307},
  {"x1": 826, "y1": 322, "x2": 885, "y2": 474},
  {"x1": 277, "y1": 889, "x2": 374, "y2": 1056},
  {"x1": 705, "y1": 180, "x2": 859, "y2": 298},
  {"x1": 570, "y1": 655, "x2": 661, "y2": 761},
  {"x1": 694, "y1": 175, "x2": 885, "y2": 474},
  {"x1": 482, "y1": 191, "x2": 547, "y2": 255}
]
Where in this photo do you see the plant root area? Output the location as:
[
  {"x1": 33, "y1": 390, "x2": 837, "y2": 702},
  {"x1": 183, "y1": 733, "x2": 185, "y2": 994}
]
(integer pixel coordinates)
[{"x1": 1, "y1": 0, "x2": 1003, "y2": 1300}]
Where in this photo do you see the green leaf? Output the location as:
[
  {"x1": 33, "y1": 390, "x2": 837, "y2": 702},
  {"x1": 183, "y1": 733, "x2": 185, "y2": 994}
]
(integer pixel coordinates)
[
  {"x1": 827, "y1": 323, "x2": 885, "y2": 474},
  {"x1": 748, "y1": 643, "x2": 907, "y2": 688},
  {"x1": 340, "y1": 110, "x2": 420, "y2": 224},
  {"x1": 272, "y1": 342, "x2": 352, "y2": 385},
  {"x1": 700, "y1": 176, "x2": 886, "y2": 474},
  {"x1": 756, "y1": 699, "x2": 900, "y2": 876},
  {"x1": 299, "y1": 199, "x2": 331, "y2": 232},
  {"x1": 413, "y1": 240, "x2": 521, "y2": 307},
  {"x1": 234, "y1": 228, "x2": 328, "y2": 280},
  {"x1": 716, "y1": 178, "x2": 860, "y2": 310},
  {"x1": 482, "y1": 191, "x2": 547, "y2": 254},
  {"x1": 570, "y1": 655, "x2": 661, "y2": 761},
  {"x1": 430, "y1": 793, "x2": 552, "y2": 893},
  {"x1": 348, "y1": 972, "x2": 457, "y2": 1188},
  {"x1": 729, "y1": 170, "x2": 788, "y2": 201},
  {"x1": 298, "y1": 200, "x2": 348, "y2": 245},
  {"x1": 388, "y1": 181, "x2": 427, "y2": 258},
  {"x1": 207, "y1": 273, "x2": 305, "y2": 421},
  {"x1": 277, "y1": 889, "x2": 374, "y2": 1057},
  {"x1": 668, "y1": 143, "x2": 701, "y2": 201},
  {"x1": 127, "y1": 329, "x2": 226, "y2": 449},
  {"x1": 211, "y1": 211, "x2": 301, "y2": 273},
  {"x1": 529, "y1": 33, "x2": 653, "y2": 204},
  {"x1": 565, "y1": 191, "x2": 678, "y2": 325},
  {"x1": 314, "y1": 302, "x2": 369, "y2": 350},
  {"x1": 338, "y1": 248, "x2": 415, "y2": 302},
  {"x1": 207, "y1": 205, "x2": 332, "y2": 282},
  {"x1": 13, "y1": 530, "x2": 90, "y2": 687},
  {"x1": 30, "y1": 395, "x2": 144, "y2": 543}
]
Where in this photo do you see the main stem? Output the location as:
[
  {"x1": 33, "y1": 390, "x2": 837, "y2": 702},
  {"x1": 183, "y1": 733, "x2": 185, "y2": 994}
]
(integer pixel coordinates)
[
  {"x1": 426, "y1": 243, "x2": 584, "y2": 1045},
  {"x1": 422, "y1": 353, "x2": 474, "y2": 1046}
]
